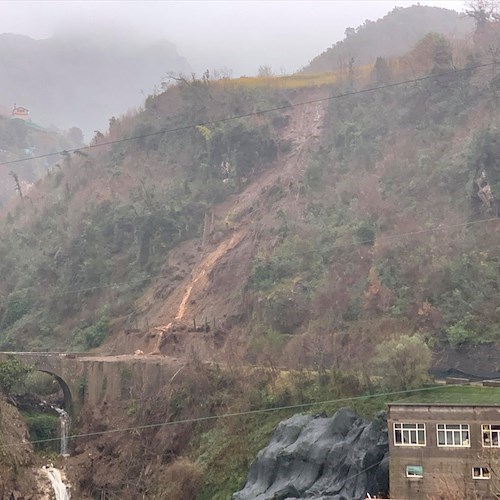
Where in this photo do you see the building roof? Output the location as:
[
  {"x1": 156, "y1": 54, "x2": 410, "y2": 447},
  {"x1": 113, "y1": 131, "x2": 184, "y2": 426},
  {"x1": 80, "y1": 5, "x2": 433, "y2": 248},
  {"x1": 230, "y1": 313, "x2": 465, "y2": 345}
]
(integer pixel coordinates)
[
  {"x1": 389, "y1": 385, "x2": 500, "y2": 406},
  {"x1": 12, "y1": 106, "x2": 29, "y2": 114},
  {"x1": 389, "y1": 403, "x2": 500, "y2": 408}
]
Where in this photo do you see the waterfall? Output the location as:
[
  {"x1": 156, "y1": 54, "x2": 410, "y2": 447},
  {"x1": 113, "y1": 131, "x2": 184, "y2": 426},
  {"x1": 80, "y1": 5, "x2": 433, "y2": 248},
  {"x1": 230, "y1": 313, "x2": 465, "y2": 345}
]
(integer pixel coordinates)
[
  {"x1": 44, "y1": 466, "x2": 71, "y2": 500},
  {"x1": 54, "y1": 407, "x2": 70, "y2": 457}
]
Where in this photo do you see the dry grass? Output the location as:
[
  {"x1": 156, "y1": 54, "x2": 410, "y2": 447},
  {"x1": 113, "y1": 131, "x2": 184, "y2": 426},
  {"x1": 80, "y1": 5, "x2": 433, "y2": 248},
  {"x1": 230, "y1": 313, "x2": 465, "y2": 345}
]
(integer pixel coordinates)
[
  {"x1": 155, "y1": 457, "x2": 204, "y2": 500},
  {"x1": 215, "y1": 64, "x2": 375, "y2": 90}
]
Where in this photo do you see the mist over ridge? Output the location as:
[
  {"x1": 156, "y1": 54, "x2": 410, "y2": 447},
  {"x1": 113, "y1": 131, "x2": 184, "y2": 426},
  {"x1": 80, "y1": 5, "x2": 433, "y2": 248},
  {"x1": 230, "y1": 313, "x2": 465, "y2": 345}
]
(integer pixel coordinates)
[
  {"x1": 0, "y1": 29, "x2": 190, "y2": 140},
  {"x1": 0, "y1": 1, "x2": 465, "y2": 138}
]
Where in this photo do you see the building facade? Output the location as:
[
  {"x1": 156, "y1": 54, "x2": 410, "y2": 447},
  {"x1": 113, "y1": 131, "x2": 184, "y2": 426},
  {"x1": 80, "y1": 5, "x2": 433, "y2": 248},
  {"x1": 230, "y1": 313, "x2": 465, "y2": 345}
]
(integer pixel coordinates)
[{"x1": 388, "y1": 404, "x2": 500, "y2": 499}]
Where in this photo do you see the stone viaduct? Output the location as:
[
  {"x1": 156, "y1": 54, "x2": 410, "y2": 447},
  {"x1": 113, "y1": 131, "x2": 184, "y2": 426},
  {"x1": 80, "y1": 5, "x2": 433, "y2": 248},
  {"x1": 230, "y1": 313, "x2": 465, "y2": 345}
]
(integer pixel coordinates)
[{"x1": 0, "y1": 352, "x2": 185, "y2": 416}]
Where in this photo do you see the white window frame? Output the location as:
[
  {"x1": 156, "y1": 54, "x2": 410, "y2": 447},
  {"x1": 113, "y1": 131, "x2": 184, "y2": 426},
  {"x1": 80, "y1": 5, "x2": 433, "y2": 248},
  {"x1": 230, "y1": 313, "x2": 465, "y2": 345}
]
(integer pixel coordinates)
[
  {"x1": 482, "y1": 424, "x2": 500, "y2": 448},
  {"x1": 394, "y1": 423, "x2": 426, "y2": 446},
  {"x1": 436, "y1": 423, "x2": 470, "y2": 447},
  {"x1": 472, "y1": 467, "x2": 490, "y2": 480},
  {"x1": 406, "y1": 465, "x2": 423, "y2": 478}
]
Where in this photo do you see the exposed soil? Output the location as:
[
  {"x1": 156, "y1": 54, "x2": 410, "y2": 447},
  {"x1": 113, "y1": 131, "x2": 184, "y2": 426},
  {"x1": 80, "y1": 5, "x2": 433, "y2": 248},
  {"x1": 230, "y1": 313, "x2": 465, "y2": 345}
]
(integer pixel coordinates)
[
  {"x1": 0, "y1": 396, "x2": 38, "y2": 499},
  {"x1": 104, "y1": 87, "x2": 330, "y2": 359}
]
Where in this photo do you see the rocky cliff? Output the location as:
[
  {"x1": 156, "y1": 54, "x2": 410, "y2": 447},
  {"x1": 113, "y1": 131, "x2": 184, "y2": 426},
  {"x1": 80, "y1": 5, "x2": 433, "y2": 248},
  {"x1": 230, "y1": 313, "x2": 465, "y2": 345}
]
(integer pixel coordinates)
[{"x1": 233, "y1": 408, "x2": 389, "y2": 500}]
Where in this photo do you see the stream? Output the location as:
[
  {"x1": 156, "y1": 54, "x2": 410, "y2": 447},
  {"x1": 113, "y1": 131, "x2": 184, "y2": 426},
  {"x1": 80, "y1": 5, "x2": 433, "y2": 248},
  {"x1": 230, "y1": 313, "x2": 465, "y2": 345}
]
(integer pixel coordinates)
[
  {"x1": 54, "y1": 407, "x2": 70, "y2": 456},
  {"x1": 42, "y1": 408, "x2": 71, "y2": 498},
  {"x1": 43, "y1": 466, "x2": 71, "y2": 500}
]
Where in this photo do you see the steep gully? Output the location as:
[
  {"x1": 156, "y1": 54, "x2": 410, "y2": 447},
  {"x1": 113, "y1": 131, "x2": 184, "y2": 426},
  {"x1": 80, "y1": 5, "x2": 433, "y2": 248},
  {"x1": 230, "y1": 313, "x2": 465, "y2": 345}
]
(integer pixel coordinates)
[{"x1": 124, "y1": 88, "x2": 329, "y2": 357}]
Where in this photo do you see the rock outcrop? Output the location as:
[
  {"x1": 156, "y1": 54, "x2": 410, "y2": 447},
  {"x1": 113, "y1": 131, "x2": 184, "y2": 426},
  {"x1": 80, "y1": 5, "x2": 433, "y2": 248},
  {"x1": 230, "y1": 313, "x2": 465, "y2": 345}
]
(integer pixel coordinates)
[{"x1": 233, "y1": 408, "x2": 389, "y2": 500}]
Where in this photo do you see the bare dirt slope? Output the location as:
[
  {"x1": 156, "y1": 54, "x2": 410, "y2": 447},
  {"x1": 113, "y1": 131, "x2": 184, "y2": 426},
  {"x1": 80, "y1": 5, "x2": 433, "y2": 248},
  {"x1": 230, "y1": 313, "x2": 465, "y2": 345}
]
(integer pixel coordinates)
[
  {"x1": 105, "y1": 87, "x2": 329, "y2": 357},
  {"x1": 0, "y1": 397, "x2": 39, "y2": 498}
]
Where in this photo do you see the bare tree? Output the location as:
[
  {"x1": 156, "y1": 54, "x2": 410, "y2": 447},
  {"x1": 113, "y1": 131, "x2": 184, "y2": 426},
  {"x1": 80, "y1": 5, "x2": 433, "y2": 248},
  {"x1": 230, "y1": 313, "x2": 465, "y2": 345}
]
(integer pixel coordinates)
[
  {"x1": 257, "y1": 65, "x2": 274, "y2": 78},
  {"x1": 9, "y1": 171, "x2": 23, "y2": 200},
  {"x1": 465, "y1": 0, "x2": 500, "y2": 31}
]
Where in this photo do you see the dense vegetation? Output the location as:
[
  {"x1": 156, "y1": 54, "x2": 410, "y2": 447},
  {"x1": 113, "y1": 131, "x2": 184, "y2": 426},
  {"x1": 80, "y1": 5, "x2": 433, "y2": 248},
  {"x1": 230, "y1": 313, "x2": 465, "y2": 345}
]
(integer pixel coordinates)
[
  {"x1": 0, "y1": 80, "x2": 283, "y2": 351},
  {"x1": 304, "y1": 5, "x2": 473, "y2": 72},
  {"x1": 243, "y1": 29, "x2": 500, "y2": 370},
  {"x1": 1, "y1": 7, "x2": 500, "y2": 498},
  {"x1": 1, "y1": 13, "x2": 500, "y2": 360}
]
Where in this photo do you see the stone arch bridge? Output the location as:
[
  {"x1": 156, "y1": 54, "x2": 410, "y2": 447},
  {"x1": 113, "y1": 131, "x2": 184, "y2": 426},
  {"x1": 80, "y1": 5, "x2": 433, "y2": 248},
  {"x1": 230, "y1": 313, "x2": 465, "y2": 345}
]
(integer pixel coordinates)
[{"x1": 0, "y1": 352, "x2": 184, "y2": 416}]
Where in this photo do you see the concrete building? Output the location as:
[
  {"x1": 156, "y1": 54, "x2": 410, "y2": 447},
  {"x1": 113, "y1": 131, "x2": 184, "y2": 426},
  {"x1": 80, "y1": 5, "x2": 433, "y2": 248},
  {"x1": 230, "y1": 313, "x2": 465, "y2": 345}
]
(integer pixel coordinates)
[{"x1": 388, "y1": 403, "x2": 500, "y2": 499}]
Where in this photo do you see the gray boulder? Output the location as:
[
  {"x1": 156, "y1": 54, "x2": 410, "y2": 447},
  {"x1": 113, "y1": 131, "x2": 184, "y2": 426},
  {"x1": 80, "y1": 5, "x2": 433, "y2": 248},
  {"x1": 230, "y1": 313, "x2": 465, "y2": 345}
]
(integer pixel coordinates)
[{"x1": 232, "y1": 408, "x2": 388, "y2": 500}]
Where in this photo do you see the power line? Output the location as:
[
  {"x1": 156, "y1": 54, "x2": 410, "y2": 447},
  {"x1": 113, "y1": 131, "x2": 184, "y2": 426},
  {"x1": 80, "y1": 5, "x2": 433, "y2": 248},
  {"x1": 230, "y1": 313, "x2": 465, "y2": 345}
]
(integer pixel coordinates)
[
  {"x1": 0, "y1": 215, "x2": 498, "y2": 311},
  {"x1": 0, "y1": 60, "x2": 495, "y2": 168},
  {"x1": 2, "y1": 215, "x2": 500, "y2": 307},
  {"x1": 0, "y1": 60, "x2": 497, "y2": 307},
  {"x1": 0, "y1": 382, "x2": 481, "y2": 449}
]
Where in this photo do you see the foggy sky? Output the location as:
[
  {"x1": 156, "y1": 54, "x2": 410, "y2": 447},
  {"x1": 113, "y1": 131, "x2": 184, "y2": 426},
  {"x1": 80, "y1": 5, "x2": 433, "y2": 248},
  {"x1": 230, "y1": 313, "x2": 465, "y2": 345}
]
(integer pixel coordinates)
[{"x1": 1, "y1": 1, "x2": 465, "y2": 76}]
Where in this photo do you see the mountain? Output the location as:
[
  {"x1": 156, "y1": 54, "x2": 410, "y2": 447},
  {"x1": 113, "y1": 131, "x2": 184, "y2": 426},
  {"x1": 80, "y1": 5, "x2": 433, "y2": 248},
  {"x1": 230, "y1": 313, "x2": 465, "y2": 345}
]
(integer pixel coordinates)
[
  {"x1": 2, "y1": 8, "x2": 500, "y2": 498},
  {"x1": 0, "y1": 32, "x2": 190, "y2": 139},
  {"x1": 303, "y1": 5, "x2": 473, "y2": 73},
  {"x1": 1, "y1": 20, "x2": 500, "y2": 361}
]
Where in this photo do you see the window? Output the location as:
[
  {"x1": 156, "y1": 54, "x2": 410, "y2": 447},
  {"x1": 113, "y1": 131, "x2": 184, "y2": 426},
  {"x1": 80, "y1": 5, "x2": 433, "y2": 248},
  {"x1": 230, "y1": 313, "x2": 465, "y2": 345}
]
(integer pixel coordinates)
[
  {"x1": 436, "y1": 424, "x2": 470, "y2": 447},
  {"x1": 472, "y1": 467, "x2": 490, "y2": 480},
  {"x1": 406, "y1": 465, "x2": 423, "y2": 478},
  {"x1": 482, "y1": 424, "x2": 500, "y2": 447},
  {"x1": 394, "y1": 423, "x2": 426, "y2": 446}
]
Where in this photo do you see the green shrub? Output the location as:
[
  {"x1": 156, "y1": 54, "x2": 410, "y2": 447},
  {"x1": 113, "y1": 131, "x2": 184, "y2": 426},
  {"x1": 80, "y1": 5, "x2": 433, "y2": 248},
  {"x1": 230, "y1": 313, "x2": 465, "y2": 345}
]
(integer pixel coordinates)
[
  {"x1": 372, "y1": 335, "x2": 431, "y2": 391},
  {"x1": 0, "y1": 357, "x2": 32, "y2": 394},
  {"x1": 446, "y1": 313, "x2": 477, "y2": 348},
  {"x1": 21, "y1": 372, "x2": 58, "y2": 396},
  {"x1": 23, "y1": 413, "x2": 58, "y2": 451},
  {"x1": 69, "y1": 310, "x2": 110, "y2": 351},
  {"x1": 1, "y1": 290, "x2": 32, "y2": 329},
  {"x1": 83, "y1": 315, "x2": 109, "y2": 349}
]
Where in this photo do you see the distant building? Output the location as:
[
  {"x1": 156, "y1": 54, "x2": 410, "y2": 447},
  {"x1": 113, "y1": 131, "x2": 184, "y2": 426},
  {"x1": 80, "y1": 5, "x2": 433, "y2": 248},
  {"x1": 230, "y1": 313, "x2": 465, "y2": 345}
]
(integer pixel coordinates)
[
  {"x1": 12, "y1": 104, "x2": 30, "y2": 121},
  {"x1": 388, "y1": 403, "x2": 500, "y2": 499}
]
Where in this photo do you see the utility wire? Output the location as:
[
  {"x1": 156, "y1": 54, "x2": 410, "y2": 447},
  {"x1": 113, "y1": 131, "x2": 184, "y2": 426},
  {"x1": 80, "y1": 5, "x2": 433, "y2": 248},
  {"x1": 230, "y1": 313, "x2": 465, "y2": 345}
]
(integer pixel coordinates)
[
  {"x1": 1, "y1": 215, "x2": 498, "y2": 310},
  {"x1": 0, "y1": 60, "x2": 495, "y2": 168},
  {"x1": 0, "y1": 60, "x2": 497, "y2": 307},
  {"x1": 0, "y1": 382, "x2": 483, "y2": 449},
  {"x1": 0, "y1": 65, "x2": 497, "y2": 463}
]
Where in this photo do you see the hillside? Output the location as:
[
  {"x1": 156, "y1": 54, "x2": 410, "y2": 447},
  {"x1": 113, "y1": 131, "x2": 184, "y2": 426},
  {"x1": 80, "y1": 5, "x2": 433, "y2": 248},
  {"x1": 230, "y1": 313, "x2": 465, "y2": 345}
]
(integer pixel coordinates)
[
  {"x1": 0, "y1": 393, "x2": 37, "y2": 497},
  {"x1": 0, "y1": 32, "x2": 190, "y2": 138},
  {"x1": 1, "y1": 22, "x2": 500, "y2": 367},
  {"x1": 0, "y1": 116, "x2": 80, "y2": 206},
  {"x1": 2, "y1": 9, "x2": 500, "y2": 499},
  {"x1": 304, "y1": 5, "x2": 473, "y2": 73}
]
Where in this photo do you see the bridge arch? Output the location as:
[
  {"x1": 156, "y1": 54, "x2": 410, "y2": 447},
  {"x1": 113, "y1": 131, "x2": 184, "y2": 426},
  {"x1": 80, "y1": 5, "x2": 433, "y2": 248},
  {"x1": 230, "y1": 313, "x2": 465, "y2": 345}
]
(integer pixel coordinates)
[
  {"x1": 36, "y1": 369, "x2": 74, "y2": 414},
  {"x1": 0, "y1": 352, "x2": 80, "y2": 416}
]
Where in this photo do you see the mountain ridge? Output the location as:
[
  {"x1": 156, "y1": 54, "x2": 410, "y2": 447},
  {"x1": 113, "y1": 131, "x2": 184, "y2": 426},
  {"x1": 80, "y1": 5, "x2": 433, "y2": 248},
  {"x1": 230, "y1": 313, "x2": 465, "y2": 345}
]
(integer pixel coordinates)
[
  {"x1": 303, "y1": 5, "x2": 473, "y2": 73},
  {"x1": 0, "y1": 32, "x2": 190, "y2": 138}
]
